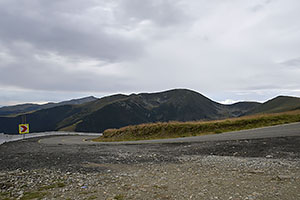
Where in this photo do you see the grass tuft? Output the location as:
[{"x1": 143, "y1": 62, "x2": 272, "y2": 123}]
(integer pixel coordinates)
[
  {"x1": 114, "y1": 194, "x2": 125, "y2": 200},
  {"x1": 86, "y1": 195, "x2": 98, "y2": 200},
  {"x1": 93, "y1": 110, "x2": 300, "y2": 142},
  {"x1": 38, "y1": 182, "x2": 65, "y2": 191},
  {"x1": 20, "y1": 191, "x2": 48, "y2": 200}
]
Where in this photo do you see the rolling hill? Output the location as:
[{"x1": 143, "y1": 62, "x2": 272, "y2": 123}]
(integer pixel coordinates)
[
  {"x1": 0, "y1": 96, "x2": 98, "y2": 116},
  {"x1": 73, "y1": 89, "x2": 260, "y2": 133},
  {"x1": 249, "y1": 96, "x2": 300, "y2": 114},
  {"x1": 0, "y1": 89, "x2": 299, "y2": 134}
]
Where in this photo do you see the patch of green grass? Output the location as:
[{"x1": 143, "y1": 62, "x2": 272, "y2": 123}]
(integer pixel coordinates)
[
  {"x1": 0, "y1": 191, "x2": 10, "y2": 196},
  {"x1": 114, "y1": 194, "x2": 125, "y2": 200},
  {"x1": 57, "y1": 182, "x2": 66, "y2": 188},
  {"x1": 0, "y1": 192, "x2": 15, "y2": 200},
  {"x1": 86, "y1": 195, "x2": 98, "y2": 200},
  {"x1": 79, "y1": 191, "x2": 90, "y2": 195},
  {"x1": 20, "y1": 191, "x2": 48, "y2": 200},
  {"x1": 153, "y1": 184, "x2": 168, "y2": 190},
  {"x1": 38, "y1": 182, "x2": 65, "y2": 191},
  {"x1": 93, "y1": 110, "x2": 300, "y2": 142},
  {"x1": 0, "y1": 191, "x2": 13, "y2": 200}
]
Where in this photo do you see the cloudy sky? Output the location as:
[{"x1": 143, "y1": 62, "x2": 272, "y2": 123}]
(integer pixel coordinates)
[{"x1": 0, "y1": 0, "x2": 300, "y2": 106}]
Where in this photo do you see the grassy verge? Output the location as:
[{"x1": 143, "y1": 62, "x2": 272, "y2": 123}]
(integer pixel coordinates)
[
  {"x1": 20, "y1": 191, "x2": 48, "y2": 200},
  {"x1": 38, "y1": 182, "x2": 65, "y2": 191},
  {"x1": 93, "y1": 110, "x2": 300, "y2": 142}
]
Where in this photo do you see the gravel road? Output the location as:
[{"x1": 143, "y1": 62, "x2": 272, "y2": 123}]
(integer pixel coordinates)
[{"x1": 0, "y1": 124, "x2": 300, "y2": 200}]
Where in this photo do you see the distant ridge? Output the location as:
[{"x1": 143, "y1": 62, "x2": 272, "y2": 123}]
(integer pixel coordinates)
[
  {"x1": 0, "y1": 96, "x2": 98, "y2": 116},
  {"x1": 249, "y1": 96, "x2": 300, "y2": 114},
  {"x1": 72, "y1": 89, "x2": 261, "y2": 133},
  {"x1": 0, "y1": 89, "x2": 299, "y2": 134}
]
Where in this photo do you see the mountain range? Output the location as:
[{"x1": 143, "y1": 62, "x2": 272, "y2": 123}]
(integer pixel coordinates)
[
  {"x1": 1, "y1": 89, "x2": 300, "y2": 134},
  {"x1": 0, "y1": 96, "x2": 98, "y2": 116}
]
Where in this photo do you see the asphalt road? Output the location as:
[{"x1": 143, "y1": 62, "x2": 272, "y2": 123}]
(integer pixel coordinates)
[
  {"x1": 1, "y1": 122, "x2": 300, "y2": 172},
  {"x1": 2, "y1": 124, "x2": 300, "y2": 199},
  {"x1": 38, "y1": 122, "x2": 300, "y2": 145}
]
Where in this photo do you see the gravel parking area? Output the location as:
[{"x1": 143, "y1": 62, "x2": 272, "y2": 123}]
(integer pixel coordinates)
[{"x1": 0, "y1": 136, "x2": 300, "y2": 199}]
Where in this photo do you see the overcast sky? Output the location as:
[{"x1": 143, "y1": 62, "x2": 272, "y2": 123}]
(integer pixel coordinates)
[{"x1": 0, "y1": 0, "x2": 300, "y2": 106}]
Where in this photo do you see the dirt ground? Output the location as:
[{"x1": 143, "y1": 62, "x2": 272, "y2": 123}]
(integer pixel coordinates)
[{"x1": 0, "y1": 136, "x2": 300, "y2": 200}]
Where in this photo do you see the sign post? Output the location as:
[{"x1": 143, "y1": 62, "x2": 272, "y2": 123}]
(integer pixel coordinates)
[
  {"x1": 19, "y1": 115, "x2": 29, "y2": 139},
  {"x1": 19, "y1": 124, "x2": 29, "y2": 139}
]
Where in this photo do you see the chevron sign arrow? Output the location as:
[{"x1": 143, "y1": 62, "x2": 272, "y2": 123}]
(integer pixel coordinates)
[{"x1": 19, "y1": 124, "x2": 29, "y2": 134}]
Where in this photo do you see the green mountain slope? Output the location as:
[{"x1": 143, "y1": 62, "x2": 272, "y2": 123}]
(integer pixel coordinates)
[
  {"x1": 74, "y1": 89, "x2": 259, "y2": 132},
  {"x1": 0, "y1": 105, "x2": 75, "y2": 133},
  {"x1": 0, "y1": 96, "x2": 98, "y2": 116},
  {"x1": 249, "y1": 96, "x2": 300, "y2": 114},
  {"x1": 0, "y1": 104, "x2": 41, "y2": 116},
  {"x1": 0, "y1": 94, "x2": 129, "y2": 133},
  {"x1": 1, "y1": 89, "x2": 299, "y2": 134},
  {"x1": 226, "y1": 101, "x2": 262, "y2": 117}
]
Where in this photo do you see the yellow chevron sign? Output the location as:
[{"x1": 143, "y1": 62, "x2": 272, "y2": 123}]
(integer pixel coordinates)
[{"x1": 19, "y1": 124, "x2": 29, "y2": 134}]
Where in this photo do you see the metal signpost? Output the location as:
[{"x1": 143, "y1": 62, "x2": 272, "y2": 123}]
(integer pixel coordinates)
[{"x1": 19, "y1": 115, "x2": 29, "y2": 139}]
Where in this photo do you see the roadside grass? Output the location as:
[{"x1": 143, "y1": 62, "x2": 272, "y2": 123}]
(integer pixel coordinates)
[
  {"x1": 0, "y1": 191, "x2": 12, "y2": 200},
  {"x1": 93, "y1": 110, "x2": 300, "y2": 142},
  {"x1": 86, "y1": 195, "x2": 98, "y2": 200},
  {"x1": 38, "y1": 182, "x2": 65, "y2": 191},
  {"x1": 6, "y1": 182, "x2": 67, "y2": 200},
  {"x1": 20, "y1": 191, "x2": 48, "y2": 200},
  {"x1": 114, "y1": 194, "x2": 125, "y2": 200}
]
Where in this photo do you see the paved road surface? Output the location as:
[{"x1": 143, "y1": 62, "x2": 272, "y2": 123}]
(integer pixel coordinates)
[
  {"x1": 39, "y1": 122, "x2": 300, "y2": 145},
  {"x1": 2, "y1": 124, "x2": 300, "y2": 200},
  {"x1": 1, "y1": 122, "x2": 300, "y2": 173}
]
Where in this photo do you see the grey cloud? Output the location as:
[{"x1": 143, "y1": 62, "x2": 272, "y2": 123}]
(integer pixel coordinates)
[
  {"x1": 0, "y1": 0, "x2": 143, "y2": 62},
  {"x1": 250, "y1": 0, "x2": 275, "y2": 12},
  {"x1": 279, "y1": 57, "x2": 300, "y2": 68},
  {"x1": 117, "y1": 0, "x2": 188, "y2": 26},
  {"x1": 0, "y1": 60, "x2": 132, "y2": 93},
  {"x1": 0, "y1": 43, "x2": 133, "y2": 93},
  {"x1": 1, "y1": 0, "x2": 300, "y2": 106},
  {"x1": 0, "y1": 0, "x2": 189, "y2": 63},
  {"x1": 251, "y1": 5, "x2": 265, "y2": 12},
  {"x1": 240, "y1": 84, "x2": 287, "y2": 91},
  {"x1": 0, "y1": 0, "x2": 192, "y2": 96}
]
